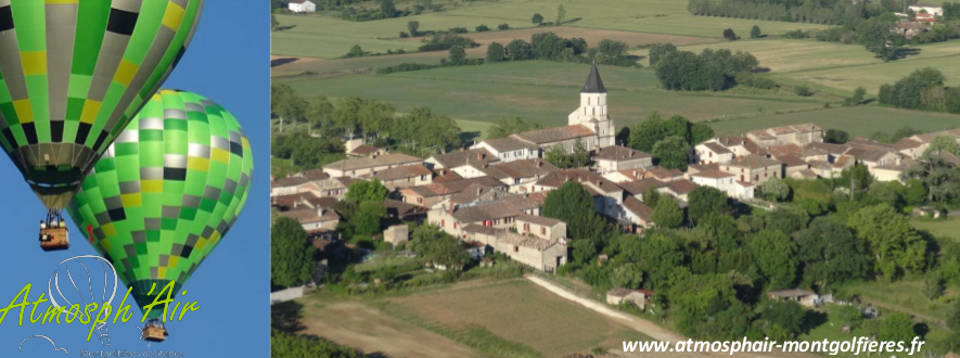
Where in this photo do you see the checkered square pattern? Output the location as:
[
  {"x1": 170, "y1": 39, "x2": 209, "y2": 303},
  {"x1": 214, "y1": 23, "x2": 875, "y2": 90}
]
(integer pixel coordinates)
[{"x1": 68, "y1": 90, "x2": 253, "y2": 320}]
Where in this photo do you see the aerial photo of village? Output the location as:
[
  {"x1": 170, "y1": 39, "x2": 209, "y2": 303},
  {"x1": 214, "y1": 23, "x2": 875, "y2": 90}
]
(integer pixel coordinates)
[{"x1": 268, "y1": 1, "x2": 960, "y2": 357}]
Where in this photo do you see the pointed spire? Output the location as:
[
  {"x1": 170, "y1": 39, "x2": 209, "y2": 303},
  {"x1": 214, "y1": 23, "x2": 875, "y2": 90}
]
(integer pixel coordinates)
[{"x1": 580, "y1": 60, "x2": 606, "y2": 93}]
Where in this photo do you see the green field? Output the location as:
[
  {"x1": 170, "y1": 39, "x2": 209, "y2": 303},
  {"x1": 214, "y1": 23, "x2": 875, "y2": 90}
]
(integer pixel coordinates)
[
  {"x1": 272, "y1": 0, "x2": 830, "y2": 59},
  {"x1": 277, "y1": 60, "x2": 837, "y2": 134},
  {"x1": 912, "y1": 216, "x2": 960, "y2": 244},
  {"x1": 708, "y1": 105, "x2": 960, "y2": 138}
]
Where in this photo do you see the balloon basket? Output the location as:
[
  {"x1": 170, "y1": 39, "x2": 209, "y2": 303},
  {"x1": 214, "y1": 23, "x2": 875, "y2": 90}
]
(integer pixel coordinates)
[
  {"x1": 142, "y1": 322, "x2": 168, "y2": 342},
  {"x1": 39, "y1": 226, "x2": 69, "y2": 251}
]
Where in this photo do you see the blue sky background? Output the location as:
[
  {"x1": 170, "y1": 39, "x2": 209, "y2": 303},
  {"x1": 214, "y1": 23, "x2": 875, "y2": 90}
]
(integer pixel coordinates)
[{"x1": 0, "y1": 1, "x2": 269, "y2": 357}]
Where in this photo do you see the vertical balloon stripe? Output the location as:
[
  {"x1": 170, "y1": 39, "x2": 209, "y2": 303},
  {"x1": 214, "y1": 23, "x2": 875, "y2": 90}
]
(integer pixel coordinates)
[{"x1": 0, "y1": 0, "x2": 203, "y2": 210}]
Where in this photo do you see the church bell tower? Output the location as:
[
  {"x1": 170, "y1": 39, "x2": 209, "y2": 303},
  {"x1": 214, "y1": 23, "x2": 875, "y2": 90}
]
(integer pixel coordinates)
[{"x1": 568, "y1": 61, "x2": 615, "y2": 148}]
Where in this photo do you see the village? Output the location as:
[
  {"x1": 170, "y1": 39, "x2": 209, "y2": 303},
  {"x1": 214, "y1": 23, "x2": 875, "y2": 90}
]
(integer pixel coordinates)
[{"x1": 270, "y1": 62, "x2": 958, "y2": 310}]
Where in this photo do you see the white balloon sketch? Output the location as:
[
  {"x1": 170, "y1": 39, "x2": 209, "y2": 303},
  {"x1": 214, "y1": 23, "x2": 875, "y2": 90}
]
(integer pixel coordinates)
[{"x1": 46, "y1": 255, "x2": 119, "y2": 347}]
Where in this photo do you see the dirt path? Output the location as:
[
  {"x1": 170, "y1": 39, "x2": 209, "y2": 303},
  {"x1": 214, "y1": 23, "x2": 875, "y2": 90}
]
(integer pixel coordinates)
[
  {"x1": 525, "y1": 275, "x2": 821, "y2": 358},
  {"x1": 859, "y1": 297, "x2": 947, "y2": 328}
]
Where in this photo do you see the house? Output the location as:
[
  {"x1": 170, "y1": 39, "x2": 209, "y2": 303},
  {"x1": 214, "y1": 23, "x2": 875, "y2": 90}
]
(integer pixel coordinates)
[
  {"x1": 288, "y1": 0, "x2": 317, "y2": 13},
  {"x1": 322, "y1": 153, "x2": 422, "y2": 178},
  {"x1": 299, "y1": 176, "x2": 356, "y2": 200},
  {"x1": 372, "y1": 164, "x2": 433, "y2": 190},
  {"x1": 909, "y1": 4, "x2": 943, "y2": 17},
  {"x1": 399, "y1": 176, "x2": 504, "y2": 208},
  {"x1": 426, "y1": 148, "x2": 499, "y2": 170},
  {"x1": 481, "y1": 159, "x2": 557, "y2": 193},
  {"x1": 495, "y1": 232, "x2": 567, "y2": 272},
  {"x1": 747, "y1": 123, "x2": 822, "y2": 148},
  {"x1": 689, "y1": 169, "x2": 737, "y2": 197},
  {"x1": 509, "y1": 62, "x2": 615, "y2": 153},
  {"x1": 347, "y1": 144, "x2": 385, "y2": 158},
  {"x1": 715, "y1": 136, "x2": 761, "y2": 157},
  {"x1": 516, "y1": 214, "x2": 566, "y2": 240},
  {"x1": 271, "y1": 192, "x2": 337, "y2": 212},
  {"x1": 383, "y1": 224, "x2": 409, "y2": 246},
  {"x1": 617, "y1": 178, "x2": 666, "y2": 201},
  {"x1": 592, "y1": 145, "x2": 652, "y2": 173},
  {"x1": 694, "y1": 141, "x2": 734, "y2": 165},
  {"x1": 384, "y1": 199, "x2": 429, "y2": 223},
  {"x1": 278, "y1": 206, "x2": 340, "y2": 238},
  {"x1": 720, "y1": 154, "x2": 782, "y2": 184},
  {"x1": 620, "y1": 196, "x2": 654, "y2": 232},
  {"x1": 428, "y1": 195, "x2": 541, "y2": 238},
  {"x1": 471, "y1": 137, "x2": 539, "y2": 163},
  {"x1": 659, "y1": 179, "x2": 697, "y2": 202},
  {"x1": 606, "y1": 288, "x2": 653, "y2": 309},
  {"x1": 643, "y1": 166, "x2": 684, "y2": 182},
  {"x1": 271, "y1": 176, "x2": 309, "y2": 197},
  {"x1": 767, "y1": 289, "x2": 820, "y2": 308}
]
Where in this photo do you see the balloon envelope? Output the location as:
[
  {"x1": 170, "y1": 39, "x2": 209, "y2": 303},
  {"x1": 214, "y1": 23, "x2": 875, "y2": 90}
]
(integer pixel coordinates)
[
  {"x1": 0, "y1": 0, "x2": 204, "y2": 209},
  {"x1": 68, "y1": 89, "x2": 253, "y2": 320}
]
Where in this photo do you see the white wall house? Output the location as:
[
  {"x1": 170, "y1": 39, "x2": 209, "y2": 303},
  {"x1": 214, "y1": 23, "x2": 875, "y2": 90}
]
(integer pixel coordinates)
[
  {"x1": 471, "y1": 137, "x2": 539, "y2": 163},
  {"x1": 288, "y1": 0, "x2": 317, "y2": 13},
  {"x1": 909, "y1": 4, "x2": 943, "y2": 17}
]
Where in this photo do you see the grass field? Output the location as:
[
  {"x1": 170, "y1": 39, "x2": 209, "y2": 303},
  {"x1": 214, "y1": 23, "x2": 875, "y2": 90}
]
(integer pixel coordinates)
[
  {"x1": 276, "y1": 60, "x2": 835, "y2": 134},
  {"x1": 271, "y1": 0, "x2": 830, "y2": 59},
  {"x1": 708, "y1": 105, "x2": 960, "y2": 138},
  {"x1": 837, "y1": 279, "x2": 957, "y2": 327},
  {"x1": 912, "y1": 216, "x2": 960, "y2": 243},
  {"x1": 383, "y1": 278, "x2": 651, "y2": 357}
]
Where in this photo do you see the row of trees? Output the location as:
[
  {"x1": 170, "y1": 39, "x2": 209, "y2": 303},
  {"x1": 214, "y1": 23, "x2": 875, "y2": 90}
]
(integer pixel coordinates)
[
  {"x1": 654, "y1": 47, "x2": 760, "y2": 91},
  {"x1": 486, "y1": 32, "x2": 635, "y2": 66},
  {"x1": 879, "y1": 68, "x2": 960, "y2": 113},
  {"x1": 688, "y1": 0, "x2": 911, "y2": 26},
  {"x1": 271, "y1": 84, "x2": 463, "y2": 158}
]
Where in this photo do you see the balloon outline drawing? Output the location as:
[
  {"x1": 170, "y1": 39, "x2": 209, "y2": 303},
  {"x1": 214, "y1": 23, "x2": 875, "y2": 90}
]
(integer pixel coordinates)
[
  {"x1": 17, "y1": 334, "x2": 69, "y2": 355},
  {"x1": 47, "y1": 255, "x2": 119, "y2": 347}
]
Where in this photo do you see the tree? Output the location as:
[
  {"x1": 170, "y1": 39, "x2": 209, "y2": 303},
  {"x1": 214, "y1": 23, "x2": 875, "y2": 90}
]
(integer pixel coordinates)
[
  {"x1": 407, "y1": 20, "x2": 420, "y2": 36},
  {"x1": 924, "y1": 134, "x2": 960, "y2": 158},
  {"x1": 845, "y1": 86, "x2": 866, "y2": 106},
  {"x1": 505, "y1": 39, "x2": 533, "y2": 61},
  {"x1": 486, "y1": 41, "x2": 506, "y2": 62},
  {"x1": 379, "y1": 0, "x2": 397, "y2": 17},
  {"x1": 271, "y1": 217, "x2": 316, "y2": 288},
  {"x1": 794, "y1": 217, "x2": 872, "y2": 289},
  {"x1": 556, "y1": 4, "x2": 566, "y2": 25},
  {"x1": 595, "y1": 39, "x2": 629, "y2": 65},
  {"x1": 690, "y1": 123, "x2": 715, "y2": 145},
  {"x1": 949, "y1": 298, "x2": 960, "y2": 331},
  {"x1": 346, "y1": 44, "x2": 365, "y2": 58},
  {"x1": 748, "y1": 229, "x2": 798, "y2": 289},
  {"x1": 271, "y1": 330, "x2": 363, "y2": 358},
  {"x1": 542, "y1": 182, "x2": 609, "y2": 241},
  {"x1": 847, "y1": 204, "x2": 928, "y2": 280},
  {"x1": 794, "y1": 85, "x2": 813, "y2": 96},
  {"x1": 643, "y1": 186, "x2": 660, "y2": 207},
  {"x1": 856, "y1": 13, "x2": 904, "y2": 61},
  {"x1": 531, "y1": 13, "x2": 544, "y2": 26},
  {"x1": 756, "y1": 299, "x2": 806, "y2": 340},
  {"x1": 345, "y1": 179, "x2": 389, "y2": 203},
  {"x1": 652, "y1": 136, "x2": 691, "y2": 170},
  {"x1": 723, "y1": 28, "x2": 738, "y2": 40},
  {"x1": 872, "y1": 312, "x2": 917, "y2": 342},
  {"x1": 688, "y1": 186, "x2": 727, "y2": 224},
  {"x1": 652, "y1": 195, "x2": 684, "y2": 228},
  {"x1": 448, "y1": 44, "x2": 466, "y2": 65},
  {"x1": 648, "y1": 43, "x2": 677, "y2": 66},
  {"x1": 487, "y1": 117, "x2": 541, "y2": 138},
  {"x1": 409, "y1": 225, "x2": 470, "y2": 272},
  {"x1": 750, "y1": 25, "x2": 762, "y2": 39},
  {"x1": 611, "y1": 263, "x2": 643, "y2": 289},
  {"x1": 629, "y1": 112, "x2": 667, "y2": 152},
  {"x1": 351, "y1": 201, "x2": 386, "y2": 236},
  {"x1": 903, "y1": 178, "x2": 927, "y2": 206},
  {"x1": 903, "y1": 154, "x2": 960, "y2": 204},
  {"x1": 759, "y1": 178, "x2": 791, "y2": 202},
  {"x1": 841, "y1": 164, "x2": 873, "y2": 198},
  {"x1": 271, "y1": 84, "x2": 307, "y2": 131},
  {"x1": 823, "y1": 129, "x2": 849, "y2": 144},
  {"x1": 272, "y1": 15, "x2": 280, "y2": 31}
]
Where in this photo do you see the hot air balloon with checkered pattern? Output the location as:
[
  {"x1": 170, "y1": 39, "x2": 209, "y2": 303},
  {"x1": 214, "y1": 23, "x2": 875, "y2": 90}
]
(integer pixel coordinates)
[
  {"x1": 67, "y1": 89, "x2": 253, "y2": 342},
  {"x1": 0, "y1": 0, "x2": 204, "y2": 250}
]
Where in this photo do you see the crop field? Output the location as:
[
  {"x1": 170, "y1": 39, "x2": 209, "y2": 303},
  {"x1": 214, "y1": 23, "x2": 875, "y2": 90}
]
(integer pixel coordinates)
[
  {"x1": 271, "y1": 0, "x2": 830, "y2": 59},
  {"x1": 708, "y1": 105, "x2": 960, "y2": 138},
  {"x1": 383, "y1": 278, "x2": 651, "y2": 357},
  {"x1": 276, "y1": 61, "x2": 832, "y2": 136}
]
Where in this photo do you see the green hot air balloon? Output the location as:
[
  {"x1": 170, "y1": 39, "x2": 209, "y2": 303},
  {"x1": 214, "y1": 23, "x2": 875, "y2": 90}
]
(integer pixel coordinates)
[
  {"x1": 0, "y1": 0, "x2": 204, "y2": 250},
  {"x1": 67, "y1": 89, "x2": 253, "y2": 342}
]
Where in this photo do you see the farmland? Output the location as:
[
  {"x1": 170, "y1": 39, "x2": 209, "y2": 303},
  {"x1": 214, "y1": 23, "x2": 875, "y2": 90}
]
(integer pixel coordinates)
[
  {"x1": 272, "y1": 0, "x2": 829, "y2": 59},
  {"x1": 296, "y1": 278, "x2": 658, "y2": 357}
]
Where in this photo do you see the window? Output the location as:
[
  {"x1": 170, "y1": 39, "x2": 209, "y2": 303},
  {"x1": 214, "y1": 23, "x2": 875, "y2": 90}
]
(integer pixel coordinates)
[
  {"x1": 441, "y1": 220, "x2": 445, "y2": 227},
  {"x1": 453, "y1": 222, "x2": 457, "y2": 229},
  {"x1": 514, "y1": 246, "x2": 519, "y2": 253},
  {"x1": 541, "y1": 227, "x2": 546, "y2": 235},
  {"x1": 523, "y1": 223, "x2": 530, "y2": 232}
]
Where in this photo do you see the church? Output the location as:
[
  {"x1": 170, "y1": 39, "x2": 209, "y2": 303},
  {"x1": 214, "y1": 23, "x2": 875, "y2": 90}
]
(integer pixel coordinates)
[{"x1": 471, "y1": 62, "x2": 616, "y2": 161}]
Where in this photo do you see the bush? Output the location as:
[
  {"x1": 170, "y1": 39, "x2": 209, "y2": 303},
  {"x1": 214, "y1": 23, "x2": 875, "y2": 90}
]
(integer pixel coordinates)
[
  {"x1": 418, "y1": 34, "x2": 478, "y2": 51},
  {"x1": 497, "y1": 23, "x2": 510, "y2": 30},
  {"x1": 735, "y1": 72, "x2": 777, "y2": 89},
  {"x1": 794, "y1": 85, "x2": 813, "y2": 97},
  {"x1": 750, "y1": 25, "x2": 762, "y2": 38},
  {"x1": 448, "y1": 27, "x2": 468, "y2": 34},
  {"x1": 475, "y1": 24, "x2": 490, "y2": 32},
  {"x1": 376, "y1": 63, "x2": 439, "y2": 74},
  {"x1": 723, "y1": 28, "x2": 738, "y2": 40},
  {"x1": 783, "y1": 29, "x2": 809, "y2": 39}
]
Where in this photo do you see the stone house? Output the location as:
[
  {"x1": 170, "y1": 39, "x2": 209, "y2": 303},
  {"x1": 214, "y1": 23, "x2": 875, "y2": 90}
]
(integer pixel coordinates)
[
  {"x1": 322, "y1": 152, "x2": 422, "y2": 178},
  {"x1": 471, "y1": 137, "x2": 539, "y2": 163},
  {"x1": 620, "y1": 196, "x2": 654, "y2": 232},
  {"x1": 592, "y1": 145, "x2": 652, "y2": 174},
  {"x1": 768, "y1": 289, "x2": 820, "y2": 308},
  {"x1": 383, "y1": 224, "x2": 409, "y2": 246},
  {"x1": 694, "y1": 141, "x2": 734, "y2": 165},
  {"x1": 495, "y1": 233, "x2": 567, "y2": 272},
  {"x1": 720, "y1": 154, "x2": 782, "y2": 184},
  {"x1": 373, "y1": 164, "x2": 433, "y2": 190},
  {"x1": 516, "y1": 214, "x2": 567, "y2": 241},
  {"x1": 606, "y1": 288, "x2": 653, "y2": 309},
  {"x1": 481, "y1": 159, "x2": 557, "y2": 193}
]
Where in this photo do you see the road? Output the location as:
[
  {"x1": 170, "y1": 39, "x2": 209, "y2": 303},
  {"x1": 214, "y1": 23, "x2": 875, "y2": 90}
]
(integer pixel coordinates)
[{"x1": 525, "y1": 274, "x2": 820, "y2": 358}]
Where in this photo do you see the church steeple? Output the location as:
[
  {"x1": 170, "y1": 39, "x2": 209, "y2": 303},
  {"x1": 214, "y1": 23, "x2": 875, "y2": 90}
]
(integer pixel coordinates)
[{"x1": 580, "y1": 61, "x2": 606, "y2": 93}]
